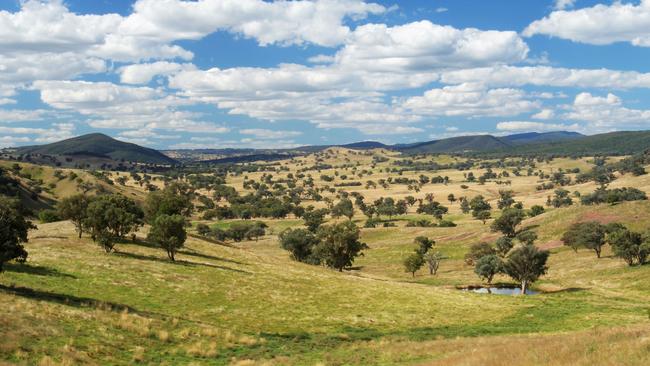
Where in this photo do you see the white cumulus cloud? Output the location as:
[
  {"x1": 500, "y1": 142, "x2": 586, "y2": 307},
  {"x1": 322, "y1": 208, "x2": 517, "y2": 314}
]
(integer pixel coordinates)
[{"x1": 525, "y1": 0, "x2": 650, "y2": 47}]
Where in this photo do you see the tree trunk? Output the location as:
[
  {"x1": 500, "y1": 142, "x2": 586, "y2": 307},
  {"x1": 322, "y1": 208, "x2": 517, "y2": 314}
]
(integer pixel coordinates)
[
  {"x1": 595, "y1": 248, "x2": 601, "y2": 258},
  {"x1": 521, "y1": 280, "x2": 528, "y2": 295}
]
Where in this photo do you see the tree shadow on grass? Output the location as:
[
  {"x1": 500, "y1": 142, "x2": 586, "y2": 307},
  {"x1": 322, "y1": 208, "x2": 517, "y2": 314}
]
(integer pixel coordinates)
[
  {"x1": 4, "y1": 262, "x2": 76, "y2": 279},
  {"x1": 0, "y1": 284, "x2": 137, "y2": 313},
  {"x1": 122, "y1": 238, "x2": 246, "y2": 265},
  {"x1": 178, "y1": 249, "x2": 247, "y2": 265},
  {"x1": 543, "y1": 287, "x2": 587, "y2": 294},
  {"x1": 114, "y1": 251, "x2": 251, "y2": 274}
]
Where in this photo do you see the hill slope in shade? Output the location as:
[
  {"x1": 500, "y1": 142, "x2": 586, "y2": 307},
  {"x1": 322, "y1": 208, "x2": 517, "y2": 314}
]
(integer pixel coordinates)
[
  {"x1": 398, "y1": 135, "x2": 512, "y2": 154},
  {"x1": 17, "y1": 133, "x2": 177, "y2": 165},
  {"x1": 491, "y1": 131, "x2": 650, "y2": 156},
  {"x1": 502, "y1": 131, "x2": 584, "y2": 145}
]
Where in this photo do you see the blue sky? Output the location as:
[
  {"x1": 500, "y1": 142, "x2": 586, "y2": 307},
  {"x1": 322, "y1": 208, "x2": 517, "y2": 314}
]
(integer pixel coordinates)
[{"x1": 1, "y1": 0, "x2": 650, "y2": 149}]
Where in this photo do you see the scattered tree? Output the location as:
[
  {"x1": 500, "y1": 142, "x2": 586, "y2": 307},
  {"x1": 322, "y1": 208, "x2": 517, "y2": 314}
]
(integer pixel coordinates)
[
  {"x1": 503, "y1": 244, "x2": 549, "y2": 294},
  {"x1": 147, "y1": 214, "x2": 187, "y2": 261},
  {"x1": 423, "y1": 251, "x2": 443, "y2": 275},
  {"x1": 561, "y1": 222, "x2": 606, "y2": 258},
  {"x1": 57, "y1": 194, "x2": 89, "y2": 238},
  {"x1": 474, "y1": 254, "x2": 502, "y2": 284},
  {"x1": 490, "y1": 208, "x2": 526, "y2": 238},
  {"x1": 0, "y1": 197, "x2": 35, "y2": 272},
  {"x1": 404, "y1": 252, "x2": 424, "y2": 277},
  {"x1": 313, "y1": 221, "x2": 368, "y2": 272},
  {"x1": 609, "y1": 228, "x2": 650, "y2": 266},
  {"x1": 279, "y1": 228, "x2": 320, "y2": 264}
]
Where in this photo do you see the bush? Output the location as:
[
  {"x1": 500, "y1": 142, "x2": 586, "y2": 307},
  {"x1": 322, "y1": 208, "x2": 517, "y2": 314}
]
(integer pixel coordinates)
[
  {"x1": 38, "y1": 209, "x2": 61, "y2": 223},
  {"x1": 364, "y1": 219, "x2": 379, "y2": 228},
  {"x1": 580, "y1": 187, "x2": 647, "y2": 205},
  {"x1": 406, "y1": 219, "x2": 435, "y2": 227},
  {"x1": 438, "y1": 220, "x2": 456, "y2": 227},
  {"x1": 196, "y1": 223, "x2": 211, "y2": 236},
  {"x1": 529, "y1": 205, "x2": 545, "y2": 217}
]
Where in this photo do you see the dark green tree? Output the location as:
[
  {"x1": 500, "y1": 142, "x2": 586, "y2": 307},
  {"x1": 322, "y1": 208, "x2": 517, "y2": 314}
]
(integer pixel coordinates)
[
  {"x1": 404, "y1": 253, "x2": 424, "y2": 277},
  {"x1": 416, "y1": 201, "x2": 449, "y2": 220},
  {"x1": 314, "y1": 221, "x2": 368, "y2": 271},
  {"x1": 495, "y1": 236, "x2": 514, "y2": 257},
  {"x1": 331, "y1": 198, "x2": 354, "y2": 220},
  {"x1": 414, "y1": 236, "x2": 435, "y2": 255},
  {"x1": 497, "y1": 190, "x2": 515, "y2": 209},
  {"x1": 609, "y1": 228, "x2": 650, "y2": 266},
  {"x1": 503, "y1": 244, "x2": 549, "y2": 294},
  {"x1": 57, "y1": 194, "x2": 89, "y2": 238},
  {"x1": 476, "y1": 210, "x2": 491, "y2": 224},
  {"x1": 465, "y1": 242, "x2": 496, "y2": 265},
  {"x1": 561, "y1": 221, "x2": 606, "y2": 258},
  {"x1": 279, "y1": 228, "x2": 320, "y2": 264},
  {"x1": 0, "y1": 197, "x2": 35, "y2": 272},
  {"x1": 529, "y1": 205, "x2": 545, "y2": 217},
  {"x1": 303, "y1": 208, "x2": 329, "y2": 232},
  {"x1": 490, "y1": 208, "x2": 526, "y2": 238},
  {"x1": 474, "y1": 254, "x2": 502, "y2": 284},
  {"x1": 469, "y1": 195, "x2": 491, "y2": 217},
  {"x1": 145, "y1": 183, "x2": 194, "y2": 221},
  {"x1": 147, "y1": 214, "x2": 187, "y2": 261}
]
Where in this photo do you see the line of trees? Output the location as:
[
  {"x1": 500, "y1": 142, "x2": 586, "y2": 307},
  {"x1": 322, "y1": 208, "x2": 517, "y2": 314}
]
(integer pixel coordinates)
[
  {"x1": 57, "y1": 182, "x2": 193, "y2": 261},
  {"x1": 562, "y1": 221, "x2": 649, "y2": 265}
]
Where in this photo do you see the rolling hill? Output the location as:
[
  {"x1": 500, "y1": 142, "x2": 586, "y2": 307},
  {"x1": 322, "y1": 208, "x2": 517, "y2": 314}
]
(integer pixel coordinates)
[
  {"x1": 488, "y1": 131, "x2": 650, "y2": 156},
  {"x1": 398, "y1": 135, "x2": 512, "y2": 154},
  {"x1": 501, "y1": 131, "x2": 584, "y2": 145},
  {"x1": 16, "y1": 133, "x2": 177, "y2": 165}
]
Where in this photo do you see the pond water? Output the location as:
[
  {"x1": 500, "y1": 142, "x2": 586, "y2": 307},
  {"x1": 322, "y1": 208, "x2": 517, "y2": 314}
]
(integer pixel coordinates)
[{"x1": 461, "y1": 286, "x2": 539, "y2": 295}]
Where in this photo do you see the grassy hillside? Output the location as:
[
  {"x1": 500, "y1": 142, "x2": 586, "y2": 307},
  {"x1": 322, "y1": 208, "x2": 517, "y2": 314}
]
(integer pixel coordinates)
[
  {"x1": 2, "y1": 147, "x2": 650, "y2": 365},
  {"x1": 2, "y1": 198, "x2": 650, "y2": 364},
  {"x1": 17, "y1": 133, "x2": 177, "y2": 165},
  {"x1": 0, "y1": 161, "x2": 154, "y2": 211}
]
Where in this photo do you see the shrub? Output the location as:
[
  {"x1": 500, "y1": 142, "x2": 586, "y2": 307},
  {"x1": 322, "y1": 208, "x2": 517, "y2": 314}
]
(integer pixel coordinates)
[
  {"x1": 38, "y1": 209, "x2": 61, "y2": 223},
  {"x1": 406, "y1": 219, "x2": 435, "y2": 227},
  {"x1": 437, "y1": 220, "x2": 456, "y2": 227},
  {"x1": 529, "y1": 205, "x2": 545, "y2": 217}
]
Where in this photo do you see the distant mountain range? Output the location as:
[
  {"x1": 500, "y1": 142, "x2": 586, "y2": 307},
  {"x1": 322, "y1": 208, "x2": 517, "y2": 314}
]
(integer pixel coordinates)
[{"x1": 5, "y1": 130, "x2": 650, "y2": 166}]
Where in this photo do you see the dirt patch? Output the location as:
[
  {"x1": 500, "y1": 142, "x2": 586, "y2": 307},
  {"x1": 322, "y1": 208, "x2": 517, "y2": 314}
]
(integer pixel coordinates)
[
  {"x1": 578, "y1": 211, "x2": 621, "y2": 224},
  {"x1": 436, "y1": 230, "x2": 478, "y2": 242},
  {"x1": 538, "y1": 240, "x2": 563, "y2": 250}
]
